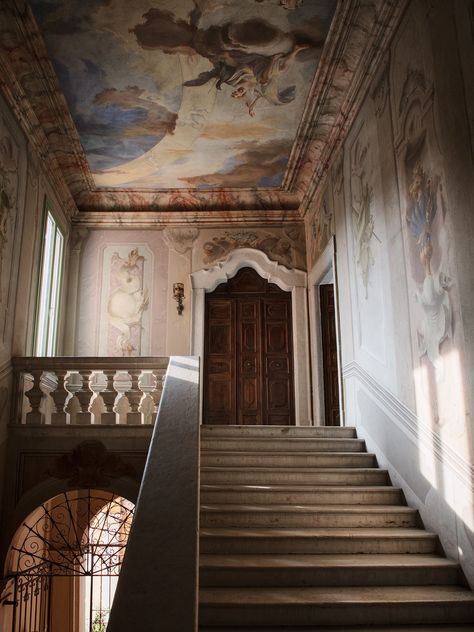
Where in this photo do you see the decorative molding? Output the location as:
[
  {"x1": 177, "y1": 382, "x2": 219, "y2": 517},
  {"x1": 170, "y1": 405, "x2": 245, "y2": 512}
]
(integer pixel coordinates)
[
  {"x1": 0, "y1": 358, "x2": 12, "y2": 381},
  {"x1": 71, "y1": 208, "x2": 302, "y2": 228},
  {"x1": 343, "y1": 361, "x2": 474, "y2": 493},
  {"x1": 0, "y1": 2, "x2": 77, "y2": 219},
  {"x1": 332, "y1": 150, "x2": 344, "y2": 195},
  {"x1": 191, "y1": 247, "x2": 306, "y2": 293},
  {"x1": 291, "y1": 0, "x2": 410, "y2": 218},
  {"x1": 371, "y1": 54, "x2": 390, "y2": 118}
]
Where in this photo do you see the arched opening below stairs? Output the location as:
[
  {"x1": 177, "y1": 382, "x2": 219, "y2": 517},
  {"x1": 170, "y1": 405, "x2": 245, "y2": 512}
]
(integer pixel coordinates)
[{"x1": 1, "y1": 489, "x2": 134, "y2": 632}]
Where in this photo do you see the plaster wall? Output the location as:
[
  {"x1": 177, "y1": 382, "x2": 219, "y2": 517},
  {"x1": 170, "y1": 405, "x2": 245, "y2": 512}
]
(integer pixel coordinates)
[
  {"x1": 0, "y1": 92, "x2": 71, "y2": 517},
  {"x1": 72, "y1": 224, "x2": 306, "y2": 358},
  {"x1": 306, "y1": 0, "x2": 474, "y2": 586}
]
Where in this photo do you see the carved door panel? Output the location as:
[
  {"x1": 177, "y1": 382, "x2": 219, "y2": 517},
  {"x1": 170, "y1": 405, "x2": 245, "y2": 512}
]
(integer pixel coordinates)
[
  {"x1": 320, "y1": 283, "x2": 340, "y2": 426},
  {"x1": 264, "y1": 299, "x2": 293, "y2": 425},
  {"x1": 205, "y1": 298, "x2": 236, "y2": 424},
  {"x1": 204, "y1": 268, "x2": 294, "y2": 425}
]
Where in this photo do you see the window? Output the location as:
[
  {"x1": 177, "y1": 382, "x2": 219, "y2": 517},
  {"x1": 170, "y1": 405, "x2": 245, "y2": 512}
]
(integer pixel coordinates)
[{"x1": 35, "y1": 206, "x2": 64, "y2": 356}]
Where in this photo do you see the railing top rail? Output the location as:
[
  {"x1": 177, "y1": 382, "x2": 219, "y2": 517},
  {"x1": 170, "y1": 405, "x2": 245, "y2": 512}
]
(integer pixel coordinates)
[{"x1": 12, "y1": 357, "x2": 170, "y2": 371}]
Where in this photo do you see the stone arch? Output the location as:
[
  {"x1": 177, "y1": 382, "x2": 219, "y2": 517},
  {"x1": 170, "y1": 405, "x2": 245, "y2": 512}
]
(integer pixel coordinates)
[{"x1": 190, "y1": 248, "x2": 312, "y2": 425}]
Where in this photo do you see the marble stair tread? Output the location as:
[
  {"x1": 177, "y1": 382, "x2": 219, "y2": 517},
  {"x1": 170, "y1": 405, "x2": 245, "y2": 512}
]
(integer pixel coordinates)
[
  {"x1": 200, "y1": 553, "x2": 460, "y2": 586},
  {"x1": 199, "y1": 626, "x2": 474, "y2": 631},
  {"x1": 201, "y1": 504, "x2": 416, "y2": 514},
  {"x1": 201, "y1": 437, "x2": 367, "y2": 452},
  {"x1": 199, "y1": 585, "x2": 474, "y2": 606},
  {"x1": 201, "y1": 452, "x2": 377, "y2": 468},
  {"x1": 200, "y1": 527, "x2": 435, "y2": 538},
  {"x1": 200, "y1": 553, "x2": 457, "y2": 569},
  {"x1": 200, "y1": 484, "x2": 403, "y2": 504},
  {"x1": 199, "y1": 585, "x2": 474, "y2": 625},
  {"x1": 200, "y1": 425, "x2": 357, "y2": 438},
  {"x1": 201, "y1": 484, "x2": 401, "y2": 492},
  {"x1": 200, "y1": 527, "x2": 438, "y2": 555},
  {"x1": 201, "y1": 466, "x2": 390, "y2": 485}
]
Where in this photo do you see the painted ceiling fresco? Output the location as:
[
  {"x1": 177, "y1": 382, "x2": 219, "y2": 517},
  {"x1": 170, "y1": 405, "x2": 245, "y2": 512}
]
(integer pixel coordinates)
[{"x1": 29, "y1": 0, "x2": 337, "y2": 191}]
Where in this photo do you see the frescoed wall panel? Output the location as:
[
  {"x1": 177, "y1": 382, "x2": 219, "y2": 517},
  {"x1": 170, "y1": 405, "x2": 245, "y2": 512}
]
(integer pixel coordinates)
[{"x1": 76, "y1": 231, "x2": 168, "y2": 357}]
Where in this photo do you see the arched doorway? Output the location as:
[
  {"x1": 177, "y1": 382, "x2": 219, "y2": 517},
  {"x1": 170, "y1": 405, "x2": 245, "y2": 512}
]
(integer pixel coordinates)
[
  {"x1": 191, "y1": 248, "x2": 312, "y2": 425},
  {"x1": 204, "y1": 267, "x2": 295, "y2": 425},
  {"x1": 1, "y1": 489, "x2": 134, "y2": 632}
]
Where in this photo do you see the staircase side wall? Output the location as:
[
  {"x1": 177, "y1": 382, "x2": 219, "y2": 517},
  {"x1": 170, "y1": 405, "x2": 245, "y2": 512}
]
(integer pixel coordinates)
[{"x1": 306, "y1": 0, "x2": 474, "y2": 587}]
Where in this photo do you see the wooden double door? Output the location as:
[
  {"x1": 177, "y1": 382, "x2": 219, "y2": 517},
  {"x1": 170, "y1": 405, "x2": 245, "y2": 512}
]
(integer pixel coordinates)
[{"x1": 204, "y1": 267, "x2": 295, "y2": 425}]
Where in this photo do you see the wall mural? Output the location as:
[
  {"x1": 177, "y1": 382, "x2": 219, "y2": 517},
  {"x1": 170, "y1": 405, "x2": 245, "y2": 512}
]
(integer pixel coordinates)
[
  {"x1": 406, "y1": 160, "x2": 450, "y2": 375},
  {"x1": 308, "y1": 191, "x2": 333, "y2": 269},
  {"x1": 394, "y1": 61, "x2": 453, "y2": 380},
  {"x1": 99, "y1": 246, "x2": 151, "y2": 356},
  {"x1": 350, "y1": 136, "x2": 377, "y2": 299},
  {"x1": 201, "y1": 226, "x2": 304, "y2": 268},
  {"x1": 30, "y1": 0, "x2": 336, "y2": 191}
]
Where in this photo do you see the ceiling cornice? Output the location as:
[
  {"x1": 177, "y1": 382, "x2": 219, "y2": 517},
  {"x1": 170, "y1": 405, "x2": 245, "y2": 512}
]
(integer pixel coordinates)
[
  {"x1": 286, "y1": 0, "x2": 410, "y2": 217},
  {"x1": 71, "y1": 208, "x2": 302, "y2": 229},
  {"x1": 0, "y1": 0, "x2": 409, "y2": 222},
  {"x1": 0, "y1": 0, "x2": 78, "y2": 219}
]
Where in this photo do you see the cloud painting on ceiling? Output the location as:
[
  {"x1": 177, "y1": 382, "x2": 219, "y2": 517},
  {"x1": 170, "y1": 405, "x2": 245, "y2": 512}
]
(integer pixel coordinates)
[{"x1": 30, "y1": 0, "x2": 336, "y2": 190}]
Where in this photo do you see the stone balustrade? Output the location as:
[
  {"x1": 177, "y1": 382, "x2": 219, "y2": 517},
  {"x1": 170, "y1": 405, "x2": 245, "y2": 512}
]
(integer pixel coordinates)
[{"x1": 12, "y1": 357, "x2": 169, "y2": 425}]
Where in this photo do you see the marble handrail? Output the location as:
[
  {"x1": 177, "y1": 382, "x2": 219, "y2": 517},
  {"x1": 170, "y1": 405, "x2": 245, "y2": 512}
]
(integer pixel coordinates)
[
  {"x1": 11, "y1": 356, "x2": 169, "y2": 425},
  {"x1": 107, "y1": 356, "x2": 200, "y2": 632}
]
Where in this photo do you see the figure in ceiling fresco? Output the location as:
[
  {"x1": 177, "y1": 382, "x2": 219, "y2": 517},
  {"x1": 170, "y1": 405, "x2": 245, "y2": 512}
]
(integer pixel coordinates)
[{"x1": 131, "y1": 5, "x2": 322, "y2": 116}]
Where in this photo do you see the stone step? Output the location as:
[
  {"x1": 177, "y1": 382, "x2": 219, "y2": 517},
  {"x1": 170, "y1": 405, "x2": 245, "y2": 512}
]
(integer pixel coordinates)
[
  {"x1": 199, "y1": 623, "x2": 473, "y2": 632},
  {"x1": 201, "y1": 466, "x2": 390, "y2": 486},
  {"x1": 200, "y1": 527, "x2": 438, "y2": 555},
  {"x1": 201, "y1": 425, "x2": 357, "y2": 438},
  {"x1": 200, "y1": 553, "x2": 461, "y2": 587},
  {"x1": 201, "y1": 484, "x2": 404, "y2": 505},
  {"x1": 201, "y1": 451, "x2": 377, "y2": 468},
  {"x1": 199, "y1": 625, "x2": 474, "y2": 631},
  {"x1": 200, "y1": 504, "x2": 419, "y2": 529},
  {"x1": 199, "y1": 585, "x2": 474, "y2": 627},
  {"x1": 201, "y1": 437, "x2": 366, "y2": 453}
]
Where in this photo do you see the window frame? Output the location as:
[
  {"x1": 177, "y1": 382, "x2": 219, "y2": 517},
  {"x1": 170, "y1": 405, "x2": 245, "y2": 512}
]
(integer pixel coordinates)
[{"x1": 33, "y1": 201, "x2": 65, "y2": 357}]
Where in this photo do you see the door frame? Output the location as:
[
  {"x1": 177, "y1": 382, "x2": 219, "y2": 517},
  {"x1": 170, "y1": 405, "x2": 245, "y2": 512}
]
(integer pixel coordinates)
[
  {"x1": 308, "y1": 237, "x2": 345, "y2": 426},
  {"x1": 191, "y1": 248, "x2": 312, "y2": 425}
]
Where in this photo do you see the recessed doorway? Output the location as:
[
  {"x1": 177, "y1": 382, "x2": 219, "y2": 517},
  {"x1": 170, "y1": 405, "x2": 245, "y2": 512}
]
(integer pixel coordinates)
[{"x1": 203, "y1": 267, "x2": 295, "y2": 425}]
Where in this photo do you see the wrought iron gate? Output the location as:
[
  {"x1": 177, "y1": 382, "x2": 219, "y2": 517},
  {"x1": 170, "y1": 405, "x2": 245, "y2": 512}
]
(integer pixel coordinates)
[{"x1": 5, "y1": 490, "x2": 134, "y2": 632}]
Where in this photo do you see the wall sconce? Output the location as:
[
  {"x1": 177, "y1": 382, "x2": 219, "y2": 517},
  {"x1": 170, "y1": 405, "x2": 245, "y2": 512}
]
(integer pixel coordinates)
[{"x1": 173, "y1": 283, "x2": 185, "y2": 315}]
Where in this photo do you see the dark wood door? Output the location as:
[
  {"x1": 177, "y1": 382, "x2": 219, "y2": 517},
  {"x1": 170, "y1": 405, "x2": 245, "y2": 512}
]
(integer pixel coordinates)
[
  {"x1": 204, "y1": 267, "x2": 294, "y2": 425},
  {"x1": 320, "y1": 283, "x2": 341, "y2": 426}
]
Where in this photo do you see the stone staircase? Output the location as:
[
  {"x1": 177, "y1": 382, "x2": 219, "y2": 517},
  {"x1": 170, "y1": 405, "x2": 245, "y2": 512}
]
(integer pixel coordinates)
[{"x1": 198, "y1": 425, "x2": 474, "y2": 630}]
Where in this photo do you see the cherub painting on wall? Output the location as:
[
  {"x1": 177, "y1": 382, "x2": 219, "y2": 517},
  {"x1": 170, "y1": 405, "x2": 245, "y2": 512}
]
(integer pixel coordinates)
[
  {"x1": 406, "y1": 162, "x2": 451, "y2": 375},
  {"x1": 106, "y1": 248, "x2": 149, "y2": 356}
]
